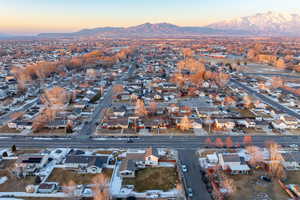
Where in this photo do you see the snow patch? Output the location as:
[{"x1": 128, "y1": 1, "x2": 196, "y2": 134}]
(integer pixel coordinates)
[{"x1": 0, "y1": 176, "x2": 7, "y2": 184}]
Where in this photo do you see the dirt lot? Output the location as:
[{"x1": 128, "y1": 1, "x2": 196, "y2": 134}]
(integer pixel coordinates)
[
  {"x1": 228, "y1": 170, "x2": 300, "y2": 200},
  {"x1": 0, "y1": 125, "x2": 21, "y2": 133},
  {"x1": 14, "y1": 149, "x2": 41, "y2": 156},
  {"x1": 123, "y1": 167, "x2": 179, "y2": 192},
  {"x1": 47, "y1": 168, "x2": 113, "y2": 185},
  {"x1": 32, "y1": 128, "x2": 68, "y2": 135},
  {"x1": 0, "y1": 172, "x2": 35, "y2": 192}
]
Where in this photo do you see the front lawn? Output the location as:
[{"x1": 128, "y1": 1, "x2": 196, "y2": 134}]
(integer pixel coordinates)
[
  {"x1": 47, "y1": 168, "x2": 112, "y2": 185},
  {"x1": 123, "y1": 167, "x2": 179, "y2": 192}
]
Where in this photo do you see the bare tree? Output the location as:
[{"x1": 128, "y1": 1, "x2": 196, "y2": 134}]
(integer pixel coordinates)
[
  {"x1": 92, "y1": 174, "x2": 110, "y2": 200},
  {"x1": 177, "y1": 116, "x2": 192, "y2": 131},
  {"x1": 267, "y1": 142, "x2": 286, "y2": 179},
  {"x1": 215, "y1": 138, "x2": 224, "y2": 148},
  {"x1": 135, "y1": 99, "x2": 148, "y2": 117},
  {"x1": 246, "y1": 146, "x2": 264, "y2": 166},
  {"x1": 225, "y1": 137, "x2": 233, "y2": 148}
]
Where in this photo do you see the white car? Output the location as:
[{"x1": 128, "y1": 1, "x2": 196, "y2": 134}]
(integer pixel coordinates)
[{"x1": 181, "y1": 165, "x2": 187, "y2": 172}]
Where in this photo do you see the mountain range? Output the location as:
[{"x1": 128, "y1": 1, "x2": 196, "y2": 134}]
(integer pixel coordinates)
[
  {"x1": 208, "y1": 11, "x2": 300, "y2": 36},
  {"x1": 0, "y1": 33, "x2": 13, "y2": 39},
  {"x1": 31, "y1": 11, "x2": 300, "y2": 38}
]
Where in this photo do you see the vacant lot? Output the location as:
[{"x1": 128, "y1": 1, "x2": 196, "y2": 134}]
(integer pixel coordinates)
[
  {"x1": 0, "y1": 125, "x2": 21, "y2": 133},
  {"x1": 228, "y1": 170, "x2": 300, "y2": 200},
  {"x1": 47, "y1": 168, "x2": 113, "y2": 185},
  {"x1": 33, "y1": 128, "x2": 67, "y2": 135},
  {"x1": 0, "y1": 170, "x2": 35, "y2": 192},
  {"x1": 123, "y1": 167, "x2": 179, "y2": 192}
]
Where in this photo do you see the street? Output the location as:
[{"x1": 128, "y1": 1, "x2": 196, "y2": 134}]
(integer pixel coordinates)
[
  {"x1": 231, "y1": 79, "x2": 300, "y2": 120},
  {"x1": 77, "y1": 64, "x2": 135, "y2": 137},
  {"x1": 179, "y1": 150, "x2": 212, "y2": 200}
]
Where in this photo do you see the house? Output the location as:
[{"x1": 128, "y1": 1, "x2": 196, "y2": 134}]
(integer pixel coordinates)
[
  {"x1": 112, "y1": 106, "x2": 127, "y2": 117},
  {"x1": 119, "y1": 151, "x2": 145, "y2": 178},
  {"x1": 214, "y1": 119, "x2": 235, "y2": 130},
  {"x1": 144, "y1": 147, "x2": 159, "y2": 166},
  {"x1": 64, "y1": 155, "x2": 109, "y2": 173},
  {"x1": 192, "y1": 119, "x2": 203, "y2": 129},
  {"x1": 120, "y1": 148, "x2": 160, "y2": 178},
  {"x1": 271, "y1": 120, "x2": 287, "y2": 130},
  {"x1": 103, "y1": 118, "x2": 128, "y2": 129},
  {"x1": 16, "y1": 155, "x2": 48, "y2": 176},
  {"x1": 237, "y1": 119, "x2": 256, "y2": 128},
  {"x1": 46, "y1": 120, "x2": 68, "y2": 129},
  {"x1": 280, "y1": 116, "x2": 298, "y2": 129},
  {"x1": 218, "y1": 153, "x2": 250, "y2": 174},
  {"x1": 282, "y1": 152, "x2": 300, "y2": 170},
  {"x1": 119, "y1": 159, "x2": 139, "y2": 178},
  {"x1": 37, "y1": 182, "x2": 58, "y2": 193}
]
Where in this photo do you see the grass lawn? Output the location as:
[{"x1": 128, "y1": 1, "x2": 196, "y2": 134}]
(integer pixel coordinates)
[
  {"x1": 94, "y1": 150, "x2": 114, "y2": 155},
  {"x1": 0, "y1": 125, "x2": 21, "y2": 133},
  {"x1": 159, "y1": 128, "x2": 194, "y2": 135},
  {"x1": 14, "y1": 149, "x2": 41, "y2": 156},
  {"x1": 234, "y1": 108, "x2": 256, "y2": 118},
  {"x1": 243, "y1": 127, "x2": 267, "y2": 135},
  {"x1": 47, "y1": 168, "x2": 113, "y2": 185},
  {"x1": 0, "y1": 170, "x2": 35, "y2": 192},
  {"x1": 287, "y1": 128, "x2": 300, "y2": 135},
  {"x1": 33, "y1": 128, "x2": 68, "y2": 135},
  {"x1": 123, "y1": 167, "x2": 179, "y2": 192}
]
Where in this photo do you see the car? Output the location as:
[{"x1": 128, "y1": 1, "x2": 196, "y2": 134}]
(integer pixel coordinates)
[
  {"x1": 181, "y1": 165, "x2": 187, "y2": 172},
  {"x1": 127, "y1": 139, "x2": 134, "y2": 143},
  {"x1": 260, "y1": 176, "x2": 271, "y2": 182},
  {"x1": 289, "y1": 144, "x2": 298, "y2": 148},
  {"x1": 187, "y1": 188, "x2": 193, "y2": 197}
]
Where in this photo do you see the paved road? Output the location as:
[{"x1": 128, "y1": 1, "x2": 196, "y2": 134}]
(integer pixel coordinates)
[
  {"x1": 243, "y1": 72, "x2": 300, "y2": 79},
  {"x1": 179, "y1": 150, "x2": 212, "y2": 200},
  {"x1": 78, "y1": 65, "x2": 135, "y2": 137},
  {"x1": 231, "y1": 78, "x2": 300, "y2": 120},
  {"x1": 0, "y1": 134, "x2": 299, "y2": 200},
  {"x1": 0, "y1": 98, "x2": 38, "y2": 126},
  {"x1": 0, "y1": 135, "x2": 299, "y2": 149},
  {"x1": 78, "y1": 86, "x2": 113, "y2": 136}
]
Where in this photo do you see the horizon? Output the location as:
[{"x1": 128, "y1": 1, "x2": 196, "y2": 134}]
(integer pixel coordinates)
[{"x1": 1, "y1": 0, "x2": 300, "y2": 35}]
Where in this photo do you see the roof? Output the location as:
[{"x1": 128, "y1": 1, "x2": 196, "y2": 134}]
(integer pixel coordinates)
[
  {"x1": 222, "y1": 154, "x2": 241, "y2": 163},
  {"x1": 39, "y1": 183, "x2": 56, "y2": 190},
  {"x1": 282, "y1": 152, "x2": 300, "y2": 163},
  {"x1": 65, "y1": 155, "x2": 108, "y2": 168},
  {"x1": 126, "y1": 153, "x2": 145, "y2": 160},
  {"x1": 229, "y1": 164, "x2": 250, "y2": 171},
  {"x1": 19, "y1": 156, "x2": 43, "y2": 164},
  {"x1": 120, "y1": 159, "x2": 137, "y2": 172}
]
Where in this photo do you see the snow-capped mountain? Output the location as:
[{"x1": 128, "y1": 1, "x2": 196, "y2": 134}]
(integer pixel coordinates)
[{"x1": 207, "y1": 11, "x2": 300, "y2": 36}]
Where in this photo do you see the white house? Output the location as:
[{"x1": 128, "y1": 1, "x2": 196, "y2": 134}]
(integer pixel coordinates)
[
  {"x1": 282, "y1": 152, "x2": 300, "y2": 170},
  {"x1": 238, "y1": 119, "x2": 256, "y2": 128},
  {"x1": 271, "y1": 120, "x2": 288, "y2": 130},
  {"x1": 144, "y1": 147, "x2": 159, "y2": 166},
  {"x1": 64, "y1": 155, "x2": 109, "y2": 173},
  {"x1": 218, "y1": 153, "x2": 250, "y2": 174},
  {"x1": 280, "y1": 116, "x2": 298, "y2": 129},
  {"x1": 214, "y1": 119, "x2": 235, "y2": 130}
]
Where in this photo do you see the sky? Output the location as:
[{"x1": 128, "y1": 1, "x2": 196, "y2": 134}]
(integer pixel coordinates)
[{"x1": 1, "y1": 0, "x2": 300, "y2": 35}]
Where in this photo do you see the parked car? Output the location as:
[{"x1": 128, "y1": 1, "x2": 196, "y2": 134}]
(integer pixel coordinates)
[
  {"x1": 187, "y1": 188, "x2": 193, "y2": 197},
  {"x1": 260, "y1": 176, "x2": 271, "y2": 182},
  {"x1": 181, "y1": 165, "x2": 187, "y2": 172}
]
